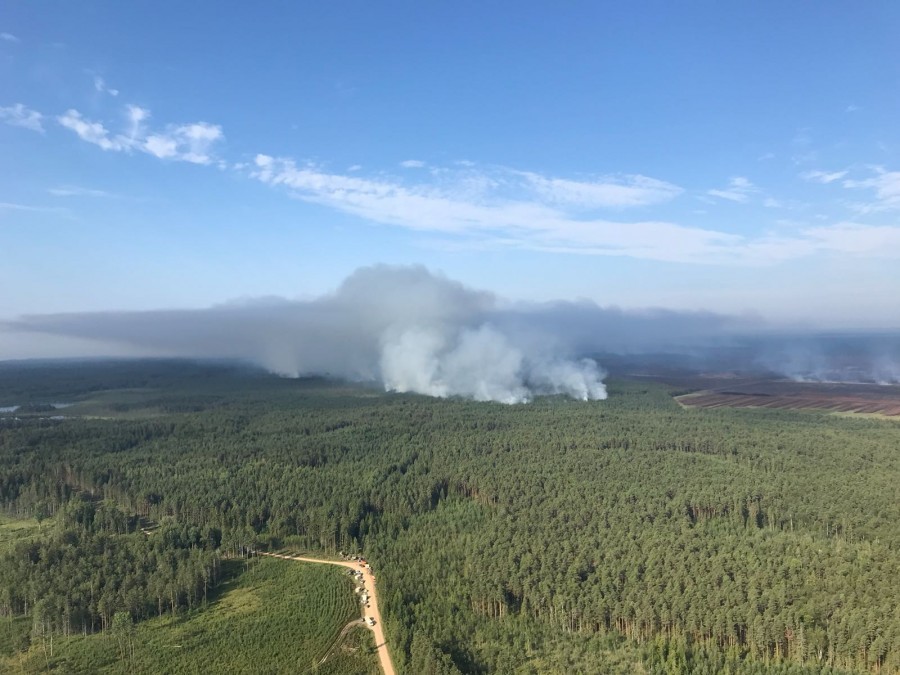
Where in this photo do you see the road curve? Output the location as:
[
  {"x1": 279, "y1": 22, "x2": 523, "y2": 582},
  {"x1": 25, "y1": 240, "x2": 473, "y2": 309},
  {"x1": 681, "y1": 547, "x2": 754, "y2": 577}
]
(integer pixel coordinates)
[{"x1": 259, "y1": 552, "x2": 397, "y2": 675}]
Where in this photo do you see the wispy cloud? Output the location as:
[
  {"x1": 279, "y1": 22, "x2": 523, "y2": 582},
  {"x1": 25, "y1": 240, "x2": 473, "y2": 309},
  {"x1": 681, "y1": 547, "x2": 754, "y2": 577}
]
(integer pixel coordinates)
[
  {"x1": 790, "y1": 127, "x2": 817, "y2": 165},
  {"x1": 520, "y1": 172, "x2": 682, "y2": 209},
  {"x1": 0, "y1": 32, "x2": 19, "y2": 43},
  {"x1": 58, "y1": 105, "x2": 223, "y2": 164},
  {"x1": 48, "y1": 186, "x2": 112, "y2": 198},
  {"x1": 0, "y1": 202, "x2": 70, "y2": 216},
  {"x1": 144, "y1": 122, "x2": 223, "y2": 164},
  {"x1": 843, "y1": 168, "x2": 900, "y2": 213},
  {"x1": 707, "y1": 176, "x2": 758, "y2": 203},
  {"x1": 400, "y1": 159, "x2": 426, "y2": 168},
  {"x1": 802, "y1": 169, "x2": 847, "y2": 184},
  {"x1": 0, "y1": 103, "x2": 44, "y2": 132},
  {"x1": 93, "y1": 75, "x2": 119, "y2": 97},
  {"x1": 58, "y1": 109, "x2": 130, "y2": 150},
  {"x1": 803, "y1": 222, "x2": 900, "y2": 257},
  {"x1": 13, "y1": 96, "x2": 900, "y2": 267},
  {"x1": 251, "y1": 155, "x2": 900, "y2": 265},
  {"x1": 251, "y1": 154, "x2": 740, "y2": 262}
]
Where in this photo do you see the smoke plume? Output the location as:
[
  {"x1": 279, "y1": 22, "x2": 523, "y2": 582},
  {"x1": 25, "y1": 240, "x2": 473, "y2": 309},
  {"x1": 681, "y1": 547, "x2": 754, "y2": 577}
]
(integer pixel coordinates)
[
  {"x1": 3, "y1": 266, "x2": 634, "y2": 403},
  {"x1": 4, "y1": 266, "x2": 897, "y2": 395}
]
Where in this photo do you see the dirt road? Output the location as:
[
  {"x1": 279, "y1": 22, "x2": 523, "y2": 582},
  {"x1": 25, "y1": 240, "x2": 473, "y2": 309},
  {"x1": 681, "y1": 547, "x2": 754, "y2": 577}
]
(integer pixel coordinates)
[{"x1": 260, "y1": 552, "x2": 397, "y2": 675}]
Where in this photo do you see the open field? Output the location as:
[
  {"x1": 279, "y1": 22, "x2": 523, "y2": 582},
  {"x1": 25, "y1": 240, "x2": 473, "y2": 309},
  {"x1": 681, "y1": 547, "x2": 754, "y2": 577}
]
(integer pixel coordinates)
[
  {"x1": 0, "y1": 515, "x2": 42, "y2": 552},
  {"x1": 0, "y1": 557, "x2": 380, "y2": 674},
  {"x1": 645, "y1": 375, "x2": 900, "y2": 417},
  {"x1": 0, "y1": 517, "x2": 42, "y2": 660},
  {"x1": 262, "y1": 550, "x2": 396, "y2": 675}
]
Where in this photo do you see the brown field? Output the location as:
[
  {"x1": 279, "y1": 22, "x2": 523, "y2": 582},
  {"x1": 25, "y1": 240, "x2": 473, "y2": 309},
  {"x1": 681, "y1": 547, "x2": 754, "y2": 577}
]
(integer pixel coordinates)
[{"x1": 649, "y1": 375, "x2": 900, "y2": 417}]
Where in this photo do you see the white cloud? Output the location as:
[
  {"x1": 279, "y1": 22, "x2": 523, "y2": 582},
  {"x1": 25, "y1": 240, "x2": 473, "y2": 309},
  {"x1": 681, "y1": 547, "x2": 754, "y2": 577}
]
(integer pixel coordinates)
[
  {"x1": 707, "y1": 176, "x2": 758, "y2": 203},
  {"x1": 143, "y1": 122, "x2": 222, "y2": 164},
  {"x1": 93, "y1": 75, "x2": 119, "y2": 97},
  {"x1": 789, "y1": 129, "x2": 817, "y2": 165},
  {"x1": 172, "y1": 123, "x2": 223, "y2": 164},
  {"x1": 521, "y1": 172, "x2": 682, "y2": 209},
  {"x1": 846, "y1": 104, "x2": 860, "y2": 113},
  {"x1": 775, "y1": 218, "x2": 805, "y2": 228},
  {"x1": 57, "y1": 109, "x2": 130, "y2": 150},
  {"x1": 19, "y1": 96, "x2": 900, "y2": 268},
  {"x1": 0, "y1": 32, "x2": 18, "y2": 43},
  {"x1": 143, "y1": 134, "x2": 178, "y2": 159},
  {"x1": 252, "y1": 155, "x2": 900, "y2": 265},
  {"x1": 803, "y1": 222, "x2": 900, "y2": 257},
  {"x1": 843, "y1": 168, "x2": 900, "y2": 212},
  {"x1": 763, "y1": 198, "x2": 782, "y2": 208},
  {"x1": 250, "y1": 157, "x2": 793, "y2": 263},
  {"x1": 48, "y1": 186, "x2": 111, "y2": 198},
  {"x1": 1, "y1": 202, "x2": 45, "y2": 211},
  {"x1": 0, "y1": 202, "x2": 70, "y2": 216},
  {"x1": 0, "y1": 103, "x2": 44, "y2": 132},
  {"x1": 57, "y1": 105, "x2": 223, "y2": 164},
  {"x1": 252, "y1": 154, "x2": 726, "y2": 261},
  {"x1": 801, "y1": 169, "x2": 847, "y2": 184},
  {"x1": 125, "y1": 104, "x2": 149, "y2": 141},
  {"x1": 400, "y1": 159, "x2": 426, "y2": 168}
]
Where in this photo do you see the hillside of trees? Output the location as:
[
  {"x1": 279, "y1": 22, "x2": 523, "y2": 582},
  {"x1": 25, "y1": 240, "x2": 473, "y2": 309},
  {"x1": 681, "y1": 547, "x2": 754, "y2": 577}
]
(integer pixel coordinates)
[{"x1": 1, "y1": 360, "x2": 898, "y2": 673}]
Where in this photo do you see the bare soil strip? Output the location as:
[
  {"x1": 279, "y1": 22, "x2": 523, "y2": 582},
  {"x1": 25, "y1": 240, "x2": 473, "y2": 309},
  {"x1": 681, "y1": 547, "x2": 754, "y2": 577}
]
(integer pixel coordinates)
[
  {"x1": 677, "y1": 390, "x2": 900, "y2": 416},
  {"x1": 259, "y1": 552, "x2": 397, "y2": 675},
  {"x1": 658, "y1": 375, "x2": 900, "y2": 418}
]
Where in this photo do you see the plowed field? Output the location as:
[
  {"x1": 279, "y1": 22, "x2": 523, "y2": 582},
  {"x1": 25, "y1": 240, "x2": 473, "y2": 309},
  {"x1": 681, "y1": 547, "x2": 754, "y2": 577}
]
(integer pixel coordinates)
[{"x1": 668, "y1": 377, "x2": 900, "y2": 416}]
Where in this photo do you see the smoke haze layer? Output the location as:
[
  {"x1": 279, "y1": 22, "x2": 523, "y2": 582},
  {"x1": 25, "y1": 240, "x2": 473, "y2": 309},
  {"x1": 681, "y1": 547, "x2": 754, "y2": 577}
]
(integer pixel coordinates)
[
  {"x1": 4, "y1": 266, "x2": 654, "y2": 403},
  {"x1": 5, "y1": 266, "x2": 897, "y2": 396}
]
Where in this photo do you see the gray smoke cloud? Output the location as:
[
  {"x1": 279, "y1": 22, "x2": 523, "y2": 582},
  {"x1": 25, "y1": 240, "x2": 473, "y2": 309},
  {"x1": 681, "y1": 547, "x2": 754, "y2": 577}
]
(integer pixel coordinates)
[
  {"x1": 5, "y1": 266, "x2": 649, "y2": 403},
  {"x1": 5, "y1": 265, "x2": 897, "y2": 395},
  {"x1": 749, "y1": 334, "x2": 900, "y2": 385}
]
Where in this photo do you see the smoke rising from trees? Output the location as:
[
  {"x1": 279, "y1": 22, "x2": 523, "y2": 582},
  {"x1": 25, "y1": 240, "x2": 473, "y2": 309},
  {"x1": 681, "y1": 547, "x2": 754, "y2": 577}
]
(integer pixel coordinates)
[
  {"x1": 3, "y1": 265, "x2": 898, "y2": 397},
  {"x1": 4, "y1": 266, "x2": 624, "y2": 403}
]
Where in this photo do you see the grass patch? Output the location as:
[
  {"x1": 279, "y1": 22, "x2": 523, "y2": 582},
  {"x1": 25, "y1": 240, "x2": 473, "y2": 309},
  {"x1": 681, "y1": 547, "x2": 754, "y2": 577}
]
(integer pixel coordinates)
[
  {"x1": 0, "y1": 517, "x2": 42, "y2": 658},
  {"x1": 1, "y1": 557, "x2": 379, "y2": 674},
  {"x1": 0, "y1": 516, "x2": 42, "y2": 553},
  {"x1": 319, "y1": 624, "x2": 379, "y2": 675}
]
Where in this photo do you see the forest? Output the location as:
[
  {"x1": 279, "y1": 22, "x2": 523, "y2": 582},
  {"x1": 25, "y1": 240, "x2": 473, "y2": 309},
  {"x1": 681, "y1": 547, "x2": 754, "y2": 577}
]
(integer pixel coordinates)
[{"x1": 0, "y1": 359, "x2": 898, "y2": 674}]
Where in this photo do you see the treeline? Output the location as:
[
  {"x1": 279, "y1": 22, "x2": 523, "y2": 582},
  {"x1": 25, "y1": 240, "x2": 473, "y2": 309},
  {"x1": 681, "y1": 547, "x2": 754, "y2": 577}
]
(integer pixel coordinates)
[
  {"x1": 0, "y1": 497, "x2": 221, "y2": 637},
  {"x1": 1, "y1": 362, "x2": 899, "y2": 673}
]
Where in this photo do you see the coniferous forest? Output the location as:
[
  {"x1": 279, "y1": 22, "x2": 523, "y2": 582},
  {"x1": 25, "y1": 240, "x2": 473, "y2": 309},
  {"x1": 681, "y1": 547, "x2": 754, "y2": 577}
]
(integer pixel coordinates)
[{"x1": 1, "y1": 360, "x2": 899, "y2": 674}]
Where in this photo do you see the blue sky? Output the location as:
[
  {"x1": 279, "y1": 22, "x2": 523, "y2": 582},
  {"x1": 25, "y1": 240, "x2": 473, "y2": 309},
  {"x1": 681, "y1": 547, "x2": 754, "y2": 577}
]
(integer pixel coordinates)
[{"x1": 2, "y1": 2, "x2": 900, "y2": 345}]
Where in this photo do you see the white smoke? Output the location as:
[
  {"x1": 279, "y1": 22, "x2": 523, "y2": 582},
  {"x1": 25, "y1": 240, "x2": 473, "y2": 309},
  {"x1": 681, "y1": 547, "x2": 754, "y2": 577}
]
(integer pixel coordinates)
[
  {"x1": 752, "y1": 335, "x2": 900, "y2": 385},
  {"x1": 381, "y1": 325, "x2": 546, "y2": 403},
  {"x1": 2, "y1": 265, "x2": 613, "y2": 404},
  {"x1": 528, "y1": 358, "x2": 608, "y2": 401},
  {"x1": 375, "y1": 298, "x2": 607, "y2": 403}
]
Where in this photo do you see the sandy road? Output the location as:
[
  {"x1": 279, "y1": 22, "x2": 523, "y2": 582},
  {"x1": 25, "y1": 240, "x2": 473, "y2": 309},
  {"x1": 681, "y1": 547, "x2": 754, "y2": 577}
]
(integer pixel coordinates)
[{"x1": 259, "y1": 552, "x2": 397, "y2": 675}]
